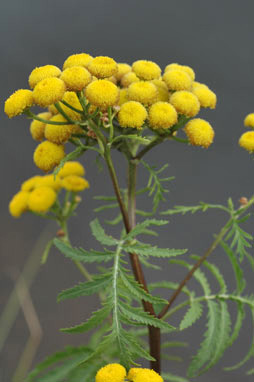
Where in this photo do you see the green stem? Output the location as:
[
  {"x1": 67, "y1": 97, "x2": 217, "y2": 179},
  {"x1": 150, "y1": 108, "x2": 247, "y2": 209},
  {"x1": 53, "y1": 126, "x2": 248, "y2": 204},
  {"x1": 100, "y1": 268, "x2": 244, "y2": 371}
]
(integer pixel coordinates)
[
  {"x1": 135, "y1": 136, "x2": 164, "y2": 160},
  {"x1": 24, "y1": 110, "x2": 72, "y2": 125}
]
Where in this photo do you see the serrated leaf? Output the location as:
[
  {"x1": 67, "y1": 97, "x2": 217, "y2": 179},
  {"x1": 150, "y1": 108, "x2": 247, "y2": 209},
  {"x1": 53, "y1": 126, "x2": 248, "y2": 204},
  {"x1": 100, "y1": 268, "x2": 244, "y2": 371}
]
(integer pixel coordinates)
[
  {"x1": 226, "y1": 301, "x2": 245, "y2": 347},
  {"x1": 54, "y1": 147, "x2": 84, "y2": 177},
  {"x1": 60, "y1": 304, "x2": 111, "y2": 333},
  {"x1": 162, "y1": 202, "x2": 228, "y2": 216},
  {"x1": 191, "y1": 255, "x2": 227, "y2": 293},
  {"x1": 200, "y1": 300, "x2": 231, "y2": 374},
  {"x1": 105, "y1": 214, "x2": 122, "y2": 226},
  {"x1": 187, "y1": 300, "x2": 221, "y2": 377},
  {"x1": 120, "y1": 271, "x2": 167, "y2": 305},
  {"x1": 220, "y1": 240, "x2": 245, "y2": 293},
  {"x1": 90, "y1": 218, "x2": 119, "y2": 246},
  {"x1": 180, "y1": 300, "x2": 203, "y2": 331},
  {"x1": 124, "y1": 243, "x2": 187, "y2": 258},
  {"x1": 123, "y1": 219, "x2": 168, "y2": 241},
  {"x1": 139, "y1": 256, "x2": 162, "y2": 270},
  {"x1": 57, "y1": 274, "x2": 112, "y2": 302},
  {"x1": 149, "y1": 281, "x2": 192, "y2": 298},
  {"x1": 119, "y1": 301, "x2": 175, "y2": 331},
  {"x1": 54, "y1": 238, "x2": 114, "y2": 263},
  {"x1": 94, "y1": 203, "x2": 118, "y2": 213},
  {"x1": 162, "y1": 341, "x2": 188, "y2": 349},
  {"x1": 27, "y1": 346, "x2": 92, "y2": 381}
]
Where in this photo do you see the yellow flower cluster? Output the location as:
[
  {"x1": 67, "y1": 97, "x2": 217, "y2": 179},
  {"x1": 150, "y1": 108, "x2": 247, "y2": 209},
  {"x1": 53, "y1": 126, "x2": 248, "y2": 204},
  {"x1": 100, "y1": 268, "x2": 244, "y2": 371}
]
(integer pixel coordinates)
[
  {"x1": 9, "y1": 161, "x2": 88, "y2": 217},
  {"x1": 95, "y1": 364, "x2": 163, "y2": 382},
  {"x1": 239, "y1": 112, "x2": 254, "y2": 152},
  {"x1": 4, "y1": 54, "x2": 216, "y2": 158}
]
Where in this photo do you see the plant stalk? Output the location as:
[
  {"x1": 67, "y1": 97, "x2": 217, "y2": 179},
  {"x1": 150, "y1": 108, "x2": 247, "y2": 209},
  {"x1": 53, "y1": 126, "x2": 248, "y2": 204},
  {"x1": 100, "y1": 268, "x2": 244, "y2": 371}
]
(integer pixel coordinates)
[{"x1": 128, "y1": 160, "x2": 161, "y2": 372}]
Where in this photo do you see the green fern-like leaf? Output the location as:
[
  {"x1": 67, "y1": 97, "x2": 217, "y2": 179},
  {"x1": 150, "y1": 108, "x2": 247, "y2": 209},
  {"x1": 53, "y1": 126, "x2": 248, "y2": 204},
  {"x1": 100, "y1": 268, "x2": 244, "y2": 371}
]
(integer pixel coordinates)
[
  {"x1": 123, "y1": 219, "x2": 168, "y2": 241},
  {"x1": 60, "y1": 304, "x2": 111, "y2": 333},
  {"x1": 124, "y1": 243, "x2": 187, "y2": 258},
  {"x1": 161, "y1": 202, "x2": 228, "y2": 216},
  {"x1": 180, "y1": 300, "x2": 203, "y2": 331},
  {"x1": 90, "y1": 218, "x2": 119, "y2": 246},
  {"x1": 187, "y1": 300, "x2": 221, "y2": 377},
  {"x1": 119, "y1": 301, "x2": 175, "y2": 331},
  {"x1": 57, "y1": 274, "x2": 112, "y2": 302},
  {"x1": 54, "y1": 239, "x2": 114, "y2": 263}
]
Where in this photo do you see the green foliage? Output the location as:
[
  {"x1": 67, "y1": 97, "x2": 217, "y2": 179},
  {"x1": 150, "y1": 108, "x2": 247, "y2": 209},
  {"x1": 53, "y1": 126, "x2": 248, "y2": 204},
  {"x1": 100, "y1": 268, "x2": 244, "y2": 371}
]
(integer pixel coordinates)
[
  {"x1": 179, "y1": 300, "x2": 203, "y2": 331},
  {"x1": 53, "y1": 147, "x2": 84, "y2": 177},
  {"x1": 162, "y1": 202, "x2": 228, "y2": 215}
]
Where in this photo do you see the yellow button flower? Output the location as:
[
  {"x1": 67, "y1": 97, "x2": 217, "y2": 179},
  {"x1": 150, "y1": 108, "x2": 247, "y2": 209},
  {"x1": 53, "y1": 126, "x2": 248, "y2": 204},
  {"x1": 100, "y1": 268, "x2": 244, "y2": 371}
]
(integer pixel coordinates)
[
  {"x1": 33, "y1": 141, "x2": 65, "y2": 172},
  {"x1": 35, "y1": 174, "x2": 62, "y2": 191},
  {"x1": 239, "y1": 131, "x2": 254, "y2": 152},
  {"x1": 165, "y1": 63, "x2": 195, "y2": 81},
  {"x1": 121, "y1": 72, "x2": 140, "y2": 87},
  {"x1": 115, "y1": 63, "x2": 132, "y2": 81},
  {"x1": 30, "y1": 112, "x2": 52, "y2": 141},
  {"x1": 21, "y1": 176, "x2": 42, "y2": 192},
  {"x1": 63, "y1": 53, "x2": 93, "y2": 70},
  {"x1": 5, "y1": 89, "x2": 33, "y2": 118},
  {"x1": 151, "y1": 80, "x2": 170, "y2": 102},
  {"x1": 28, "y1": 186, "x2": 56, "y2": 213},
  {"x1": 88, "y1": 56, "x2": 118, "y2": 78},
  {"x1": 95, "y1": 363, "x2": 126, "y2": 382},
  {"x1": 118, "y1": 101, "x2": 147, "y2": 129},
  {"x1": 192, "y1": 84, "x2": 217, "y2": 109},
  {"x1": 28, "y1": 65, "x2": 61, "y2": 89},
  {"x1": 62, "y1": 175, "x2": 89, "y2": 192},
  {"x1": 170, "y1": 91, "x2": 200, "y2": 117},
  {"x1": 44, "y1": 114, "x2": 74, "y2": 144},
  {"x1": 244, "y1": 113, "x2": 254, "y2": 128},
  {"x1": 132, "y1": 60, "x2": 161, "y2": 80},
  {"x1": 9, "y1": 191, "x2": 29, "y2": 218},
  {"x1": 128, "y1": 81, "x2": 157, "y2": 105},
  {"x1": 33, "y1": 78, "x2": 66, "y2": 107},
  {"x1": 60, "y1": 66, "x2": 92, "y2": 91},
  {"x1": 58, "y1": 161, "x2": 85, "y2": 178},
  {"x1": 85, "y1": 80, "x2": 119, "y2": 109},
  {"x1": 48, "y1": 104, "x2": 59, "y2": 115},
  {"x1": 184, "y1": 118, "x2": 214, "y2": 148},
  {"x1": 128, "y1": 368, "x2": 163, "y2": 382},
  {"x1": 149, "y1": 102, "x2": 178, "y2": 129},
  {"x1": 163, "y1": 69, "x2": 192, "y2": 91}
]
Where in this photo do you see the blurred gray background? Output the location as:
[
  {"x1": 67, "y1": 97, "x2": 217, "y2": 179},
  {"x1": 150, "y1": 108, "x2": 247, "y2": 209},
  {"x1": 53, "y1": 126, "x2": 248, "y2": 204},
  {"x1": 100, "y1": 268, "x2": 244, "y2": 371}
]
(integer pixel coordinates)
[{"x1": 0, "y1": 0, "x2": 254, "y2": 381}]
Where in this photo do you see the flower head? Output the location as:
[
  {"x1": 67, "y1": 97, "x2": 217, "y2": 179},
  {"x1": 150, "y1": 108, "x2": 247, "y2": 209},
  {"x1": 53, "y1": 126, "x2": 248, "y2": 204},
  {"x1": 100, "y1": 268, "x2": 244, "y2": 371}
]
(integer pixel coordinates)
[
  {"x1": 85, "y1": 80, "x2": 119, "y2": 109},
  {"x1": 33, "y1": 78, "x2": 66, "y2": 107},
  {"x1": 5, "y1": 89, "x2": 33, "y2": 118},
  {"x1": 35, "y1": 174, "x2": 62, "y2": 191},
  {"x1": 244, "y1": 113, "x2": 254, "y2": 128},
  {"x1": 29, "y1": 65, "x2": 61, "y2": 89},
  {"x1": 165, "y1": 63, "x2": 195, "y2": 81},
  {"x1": 21, "y1": 176, "x2": 42, "y2": 192},
  {"x1": 128, "y1": 81, "x2": 157, "y2": 105},
  {"x1": 33, "y1": 141, "x2": 65, "y2": 172},
  {"x1": 192, "y1": 84, "x2": 216, "y2": 109},
  {"x1": 28, "y1": 186, "x2": 56, "y2": 213},
  {"x1": 121, "y1": 72, "x2": 140, "y2": 87},
  {"x1": 128, "y1": 368, "x2": 163, "y2": 382},
  {"x1": 60, "y1": 66, "x2": 91, "y2": 91},
  {"x1": 163, "y1": 69, "x2": 192, "y2": 91},
  {"x1": 9, "y1": 191, "x2": 29, "y2": 218},
  {"x1": 88, "y1": 56, "x2": 118, "y2": 78},
  {"x1": 115, "y1": 63, "x2": 132, "y2": 81},
  {"x1": 44, "y1": 114, "x2": 74, "y2": 144},
  {"x1": 170, "y1": 91, "x2": 200, "y2": 117},
  {"x1": 239, "y1": 131, "x2": 254, "y2": 152},
  {"x1": 150, "y1": 79, "x2": 169, "y2": 102},
  {"x1": 63, "y1": 53, "x2": 93, "y2": 70},
  {"x1": 62, "y1": 175, "x2": 89, "y2": 192},
  {"x1": 132, "y1": 60, "x2": 161, "y2": 80},
  {"x1": 30, "y1": 112, "x2": 52, "y2": 141},
  {"x1": 149, "y1": 102, "x2": 178, "y2": 129},
  {"x1": 95, "y1": 363, "x2": 126, "y2": 382},
  {"x1": 184, "y1": 118, "x2": 214, "y2": 148},
  {"x1": 58, "y1": 161, "x2": 85, "y2": 178},
  {"x1": 118, "y1": 101, "x2": 147, "y2": 129}
]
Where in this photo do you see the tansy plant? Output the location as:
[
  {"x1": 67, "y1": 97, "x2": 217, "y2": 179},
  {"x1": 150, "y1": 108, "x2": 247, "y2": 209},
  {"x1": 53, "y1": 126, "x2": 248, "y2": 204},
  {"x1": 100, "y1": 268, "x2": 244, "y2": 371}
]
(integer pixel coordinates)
[{"x1": 4, "y1": 54, "x2": 254, "y2": 382}]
